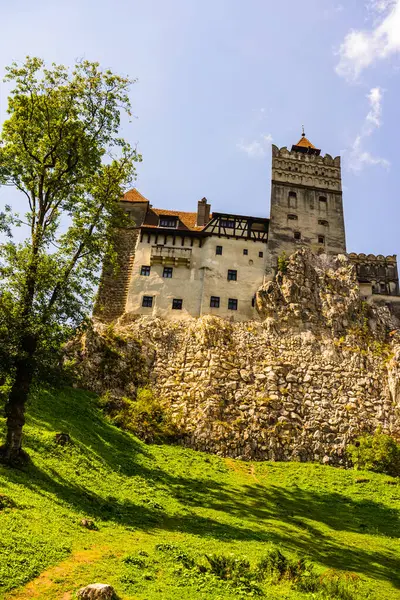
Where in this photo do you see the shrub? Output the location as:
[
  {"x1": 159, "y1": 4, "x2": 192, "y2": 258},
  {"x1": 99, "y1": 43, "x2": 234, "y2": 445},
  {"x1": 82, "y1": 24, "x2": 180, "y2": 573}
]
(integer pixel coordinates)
[
  {"x1": 99, "y1": 387, "x2": 177, "y2": 443},
  {"x1": 204, "y1": 553, "x2": 261, "y2": 594},
  {"x1": 277, "y1": 252, "x2": 288, "y2": 274},
  {"x1": 257, "y1": 548, "x2": 310, "y2": 583},
  {"x1": 317, "y1": 570, "x2": 364, "y2": 600},
  {"x1": 347, "y1": 431, "x2": 400, "y2": 477}
]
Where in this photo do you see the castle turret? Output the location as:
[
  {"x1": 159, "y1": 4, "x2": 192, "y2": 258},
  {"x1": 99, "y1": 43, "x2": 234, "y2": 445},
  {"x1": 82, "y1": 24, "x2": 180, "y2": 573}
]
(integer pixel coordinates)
[{"x1": 267, "y1": 132, "x2": 346, "y2": 271}]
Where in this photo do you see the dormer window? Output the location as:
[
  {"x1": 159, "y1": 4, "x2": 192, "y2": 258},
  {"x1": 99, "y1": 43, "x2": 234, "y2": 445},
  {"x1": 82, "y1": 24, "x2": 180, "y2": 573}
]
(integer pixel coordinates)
[{"x1": 159, "y1": 216, "x2": 178, "y2": 228}]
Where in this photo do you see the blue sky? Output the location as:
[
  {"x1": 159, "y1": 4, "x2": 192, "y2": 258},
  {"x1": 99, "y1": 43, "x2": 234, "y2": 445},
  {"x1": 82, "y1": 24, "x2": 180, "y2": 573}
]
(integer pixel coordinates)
[{"x1": 0, "y1": 0, "x2": 399, "y2": 257}]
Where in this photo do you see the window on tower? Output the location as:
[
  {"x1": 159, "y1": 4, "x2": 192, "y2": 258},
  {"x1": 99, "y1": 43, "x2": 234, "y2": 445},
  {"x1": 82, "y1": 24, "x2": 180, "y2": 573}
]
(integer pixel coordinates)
[
  {"x1": 319, "y1": 197, "x2": 327, "y2": 211},
  {"x1": 288, "y1": 191, "x2": 297, "y2": 209}
]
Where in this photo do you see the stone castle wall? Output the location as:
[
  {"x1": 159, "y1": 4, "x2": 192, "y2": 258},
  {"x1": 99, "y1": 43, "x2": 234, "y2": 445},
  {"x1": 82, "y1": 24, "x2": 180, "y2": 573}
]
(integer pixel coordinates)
[{"x1": 75, "y1": 250, "x2": 400, "y2": 464}]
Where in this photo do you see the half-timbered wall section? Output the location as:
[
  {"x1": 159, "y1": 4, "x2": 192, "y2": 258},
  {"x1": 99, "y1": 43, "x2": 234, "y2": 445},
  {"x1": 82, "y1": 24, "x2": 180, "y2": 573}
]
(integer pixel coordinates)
[{"x1": 203, "y1": 213, "x2": 269, "y2": 242}]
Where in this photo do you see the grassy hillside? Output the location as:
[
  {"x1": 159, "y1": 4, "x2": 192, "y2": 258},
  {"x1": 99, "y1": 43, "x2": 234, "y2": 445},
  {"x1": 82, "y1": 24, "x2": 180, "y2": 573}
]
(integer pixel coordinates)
[{"x1": 0, "y1": 388, "x2": 399, "y2": 600}]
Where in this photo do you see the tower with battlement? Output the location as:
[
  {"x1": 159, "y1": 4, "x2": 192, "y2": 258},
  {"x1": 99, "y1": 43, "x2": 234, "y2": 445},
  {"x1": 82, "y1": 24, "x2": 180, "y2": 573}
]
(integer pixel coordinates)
[{"x1": 267, "y1": 133, "x2": 346, "y2": 271}]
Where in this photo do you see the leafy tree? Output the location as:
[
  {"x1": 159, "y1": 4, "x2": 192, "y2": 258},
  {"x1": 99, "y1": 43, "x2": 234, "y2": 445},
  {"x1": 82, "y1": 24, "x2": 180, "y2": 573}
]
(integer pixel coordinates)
[{"x1": 0, "y1": 57, "x2": 140, "y2": 464}]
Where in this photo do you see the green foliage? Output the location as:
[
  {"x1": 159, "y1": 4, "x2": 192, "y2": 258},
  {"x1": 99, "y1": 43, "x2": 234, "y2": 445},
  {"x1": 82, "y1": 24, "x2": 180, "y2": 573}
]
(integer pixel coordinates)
[
  {"x1": 277, "y1": 252, "x2": 288, "y2": 274},
  {"x1": 347, "y1": 430, "x2": 400, "y2": 476},
  {"x1": 99, "y1": 387, "x2": 177, "y2": 443},
  {"x1": 0, "y1": 386, "x2": 397, "y2": 598},
  {"x1": 0, "y1": 56, "x2": 140, "y2": 454}
]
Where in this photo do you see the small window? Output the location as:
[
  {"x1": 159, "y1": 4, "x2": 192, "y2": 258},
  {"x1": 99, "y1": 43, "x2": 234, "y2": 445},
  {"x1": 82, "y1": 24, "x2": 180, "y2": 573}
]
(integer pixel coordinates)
[
  {"x1": 159, "y1": 216, "x2": 178, "y2": 228},
  {"x1": 140, "y1": 265, "x2": 151, "y2": 276},
  {"x1": 228, "y1": 298, "x2": 238, "y2": 311},
  {"x1": 251, "y1": 296, "x2": 256, "y2": 307},
  {"x1": 243, "y1": 249, "x2": 248, "y2": 255},
  {"x1": 210, "y1": 296, "x2": 220, "y2": 308},
  {"x1": 220, "y1": 219, "x2": 235, "y2": 229},
  {"x1": 380, "y1": 282, "x2": 386, "y2": 293},
  {"x1": 163, "y1": 266, "x2": 173, "y2": 278},
  {"x1": 216, "y1": 245, "x2": 223, "y2": 255},
  {"x1": 294, "y1": 231, "x2": 301, "y2": 240},
  {"x1": 172, "y1": 298, "x2": 183, "y2": 310},
  {"x1": 259, "y1": 251, "x2": 263, "y2": 258},
  {"x1": 227, "y1": 269, "x2": 237, "y2": 281},
  {"x1": 142, "y1": 295, "x2": 153, "y2": 308},
  {"x1": 319, "y1": 196, "x2": 327, "y2": 209},
  {"x1": 287, "y1": 214, "x2": 298, "y2": 220},
  {"x1": 318, "y1": 219, "x2": 329, "y2": 227},
  {"x1": 288, "y1": 191, "x2": 297, "y2": 209},
  {"x1": 318, "y1": 235, "x2": 325, "y2": 244}
]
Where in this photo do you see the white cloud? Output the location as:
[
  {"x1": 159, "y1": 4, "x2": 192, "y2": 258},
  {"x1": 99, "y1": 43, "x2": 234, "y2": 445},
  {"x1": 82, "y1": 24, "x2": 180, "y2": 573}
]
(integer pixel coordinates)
[
  {"x1": 336, "y1": 0, "x2": 400, "y2": 80},
  {"x1": 236, "y1": 133, "x2": 273, "y2": 159},
  {"x1": 346, "y1": 87, "x2": 390, "y2": 173},
  {"x1": 366, "y1": 86, "x2": 383, "y2": 128}
]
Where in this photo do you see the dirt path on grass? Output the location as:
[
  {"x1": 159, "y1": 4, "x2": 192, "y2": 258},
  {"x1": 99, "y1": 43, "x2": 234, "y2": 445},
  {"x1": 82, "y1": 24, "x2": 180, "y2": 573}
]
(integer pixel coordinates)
[{"x1": 7, "y1": 546, "x2": 110, "y2": 600}]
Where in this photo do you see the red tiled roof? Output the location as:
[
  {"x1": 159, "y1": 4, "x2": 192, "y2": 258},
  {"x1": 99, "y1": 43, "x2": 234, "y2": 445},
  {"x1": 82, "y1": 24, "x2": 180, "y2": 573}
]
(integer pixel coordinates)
[
  {"x1": 122, "y1": 189, "x2": 150, "y2": 203},
  {"x1": 295, "y1": 135, "x2": 316, "y2": 149},
  {"x1": 143, "y1": 208, "x2": 209, "y2": 231},
  {"x1": 123, "y1": 189, "x2": 212, "y2": 231}
]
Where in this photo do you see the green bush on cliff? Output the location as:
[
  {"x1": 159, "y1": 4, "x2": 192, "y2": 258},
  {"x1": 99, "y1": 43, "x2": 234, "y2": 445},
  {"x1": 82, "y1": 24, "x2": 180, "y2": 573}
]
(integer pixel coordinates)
[
  {"x1": 99, "y1": 387, "x2": 176, "y2": 443},
  {"x1": 347, "y1": 431, "x2": 400, "y2": 476}
]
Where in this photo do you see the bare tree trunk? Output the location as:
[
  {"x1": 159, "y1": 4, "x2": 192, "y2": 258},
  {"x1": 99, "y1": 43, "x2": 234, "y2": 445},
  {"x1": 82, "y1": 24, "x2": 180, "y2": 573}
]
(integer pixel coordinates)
[{"x1": 0, "y1": 336, "x2": 36, "y2": 465}]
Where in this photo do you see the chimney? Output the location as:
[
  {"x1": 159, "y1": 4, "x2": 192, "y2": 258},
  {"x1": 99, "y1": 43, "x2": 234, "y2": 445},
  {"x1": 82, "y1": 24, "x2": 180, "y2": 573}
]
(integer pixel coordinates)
[{"x1": 196, "y1": 197, "x2": 211, "y2": 227}]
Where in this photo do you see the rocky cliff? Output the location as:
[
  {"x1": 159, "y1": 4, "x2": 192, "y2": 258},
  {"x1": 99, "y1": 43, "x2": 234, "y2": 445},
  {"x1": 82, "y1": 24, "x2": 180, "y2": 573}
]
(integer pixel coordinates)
[{"x1": 69, "y1": 249, "x2": 400, "y2": 463}]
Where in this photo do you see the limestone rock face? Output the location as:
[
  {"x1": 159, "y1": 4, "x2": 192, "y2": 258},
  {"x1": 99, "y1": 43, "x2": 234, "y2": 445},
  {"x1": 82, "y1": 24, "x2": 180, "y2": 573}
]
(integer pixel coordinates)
[
  {"x1": 77, "y1": 583, "x2": 115, "y2": 599},
  {"x1": 69, "y1": 250, "x2": 400, "y2": 465}
]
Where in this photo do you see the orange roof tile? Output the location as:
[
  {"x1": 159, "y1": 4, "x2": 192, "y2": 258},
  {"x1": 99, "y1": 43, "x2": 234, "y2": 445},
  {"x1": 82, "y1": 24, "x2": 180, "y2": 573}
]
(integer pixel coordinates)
[
  {"x1": 295, "y1": 135, "x2": 316, "y2": 149},
  {"x1": 122, "y1": 189, "x2": 212, "y2": 231},
  {"x1": 122, "y1": 188, "x2": 150, "y2": 203},
  {"x1": 144, "y1": 208, "x2": 208, "y2": 231}
]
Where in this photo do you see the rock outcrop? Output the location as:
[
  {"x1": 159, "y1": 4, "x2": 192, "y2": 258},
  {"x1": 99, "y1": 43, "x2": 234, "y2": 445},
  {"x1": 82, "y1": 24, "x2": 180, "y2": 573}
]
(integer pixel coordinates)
[{"x1": 69, "y1": 250, "x2": 400, "y2": 464}]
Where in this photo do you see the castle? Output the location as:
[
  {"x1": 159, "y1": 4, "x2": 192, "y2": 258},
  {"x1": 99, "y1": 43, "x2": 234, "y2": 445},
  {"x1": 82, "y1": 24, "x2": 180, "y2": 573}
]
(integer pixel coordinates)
[{"x1": 96, "y1": 132, "x2": 399, "y2": 322}]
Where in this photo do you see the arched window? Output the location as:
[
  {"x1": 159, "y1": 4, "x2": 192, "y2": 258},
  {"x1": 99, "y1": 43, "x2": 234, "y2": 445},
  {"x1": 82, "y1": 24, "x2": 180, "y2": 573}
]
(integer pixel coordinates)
[
  {"x1": 287, "y1": 214, "x2": 298, "y2": 221},
  {"x1": 318, "y1": 219, "x2": 329, "y2": 227}
]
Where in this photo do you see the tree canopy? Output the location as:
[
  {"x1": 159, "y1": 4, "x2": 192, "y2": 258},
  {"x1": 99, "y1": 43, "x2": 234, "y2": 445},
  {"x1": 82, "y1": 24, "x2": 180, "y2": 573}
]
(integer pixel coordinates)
[{"x1": 0, "y1": 57, "x2": 140, "y2": 463}]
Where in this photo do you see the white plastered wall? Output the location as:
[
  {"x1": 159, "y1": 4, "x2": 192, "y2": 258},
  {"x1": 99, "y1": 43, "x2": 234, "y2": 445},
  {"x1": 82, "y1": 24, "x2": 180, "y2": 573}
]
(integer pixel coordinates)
[{"x1": 125, "y1": 233, "x2": 268, "y2": 321}]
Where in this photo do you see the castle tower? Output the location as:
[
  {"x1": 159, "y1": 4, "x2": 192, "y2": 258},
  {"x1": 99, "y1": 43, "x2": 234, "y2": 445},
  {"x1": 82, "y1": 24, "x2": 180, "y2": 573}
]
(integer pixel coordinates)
[{"x1": 267, "y1": 132, "x2": 346, "y2": 270}]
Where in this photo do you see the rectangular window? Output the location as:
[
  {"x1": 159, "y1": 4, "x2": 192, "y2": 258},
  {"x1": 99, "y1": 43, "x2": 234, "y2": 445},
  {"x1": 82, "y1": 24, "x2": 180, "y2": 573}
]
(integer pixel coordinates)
[
  {"x1": 318, "y1": 235, "x2": 325, "y2": 244},
  {"x1": 243, "y1": 249, "x2": 248, "y2": 255},
  {"x1": 294, "y1": 231, "x2": 301, "y2": 240},
  {"x1": 228, "y1": 298, "x2": 238, "y2": 311},
  {"x1": 210, "y1": 296, "x2": 220, "y2": 308},
  {"x1": 172, "y1": 298, "x2": 183, "y2": 310},
  {"x1": 140, "y1": 265, "x2": 151, "y2": 276},
  {"x1": 216, "y1": 245, "x2": 223, "y2": 255},
  {"x1": 251, "y1": 296, "x2": 256, "y2": 307},
  {"x1": 259, "y1": 251, "x2": 263, "y2": 258},
  {"x1": 142, "y1": 295, "x2": 153, "y2": 308},
  {"x1": 227, "y1": 269, "x2": 237, "y2": 281},
  {"x1": 220, "y1": 219, "x2": 235, "y2": 229},
  {"x1": 163, "y1": 266, "x2": 173, "y2": 278},
  {"x1": 159, "y1": 216, "x2": 178, "y2": 228}
]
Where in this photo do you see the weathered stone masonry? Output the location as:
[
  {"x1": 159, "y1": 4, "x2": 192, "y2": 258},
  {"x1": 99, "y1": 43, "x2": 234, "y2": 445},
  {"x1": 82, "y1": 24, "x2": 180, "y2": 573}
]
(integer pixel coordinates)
[{"x1": 76, "y1": 250, "x2": 400, "y2": 464}]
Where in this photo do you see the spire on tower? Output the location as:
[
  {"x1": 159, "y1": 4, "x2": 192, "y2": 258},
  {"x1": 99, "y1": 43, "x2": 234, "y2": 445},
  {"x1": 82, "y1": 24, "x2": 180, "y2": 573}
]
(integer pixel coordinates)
[{"x1": 291, "y1": 129, "x2": 320, "y2": 155}]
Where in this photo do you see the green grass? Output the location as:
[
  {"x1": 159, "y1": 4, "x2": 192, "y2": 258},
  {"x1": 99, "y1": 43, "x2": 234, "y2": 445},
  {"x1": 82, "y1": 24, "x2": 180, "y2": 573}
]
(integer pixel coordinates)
[{"x1": 0, "y1": 388, "x2": 399, "y2": 599}]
